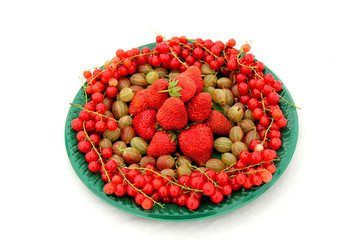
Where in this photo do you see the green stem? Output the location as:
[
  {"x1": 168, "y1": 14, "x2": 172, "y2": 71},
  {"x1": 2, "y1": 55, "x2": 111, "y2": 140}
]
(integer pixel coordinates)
[
  {"x1": 71, "y1": 103, "x2": 119, "y2": 122},
  {"x1": 118, "y1": 168, "x2": 165, "y2": 209},
  {"x1": 278, "y1": 94, "x2": 302, "y2": 109},
  {"x1": 124, "y1": 166, "x2": 203, "y2": 193},
  {"x1": 82, "y1": 122, "x2": 111, "y2": 182},
  {"x1": 187, "y1": 163, "x2": 222, "y2": 189},
  {"x1": 262, "y1": 118, "x2": 275, "y2": 145}
]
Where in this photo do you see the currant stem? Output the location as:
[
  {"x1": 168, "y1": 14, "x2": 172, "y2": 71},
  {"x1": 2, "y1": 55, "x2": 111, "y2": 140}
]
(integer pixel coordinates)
[
  {"x1": 224, "y1": 159, "x2": 280, "y2": 174},
  {"x1": 262, "y1": 118, "x2": 274, "y2": 145},
  {"x1": 71, "y1": 103, "x2": 119, "y2": 123},
  {"x1": 82, "y1": 122, "x2": 111, "y2": 182},
  {"x1": 187, "y1": 163, "x2": 222, "y2": 189},
  {"x1": 123, "y1": 166, "x2": 203, "y2": 193},
  {"x1": 278, "y1": 94, "x2": 302, "y2": 109},
  {"x1": 118, "y1": 167, "x2": 165, "y2": 209}
]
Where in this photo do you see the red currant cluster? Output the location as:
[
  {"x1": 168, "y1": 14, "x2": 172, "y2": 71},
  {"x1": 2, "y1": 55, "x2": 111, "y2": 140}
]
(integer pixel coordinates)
[{"x1": 70, "y1": 34, "x2": 292, "y2": 211}]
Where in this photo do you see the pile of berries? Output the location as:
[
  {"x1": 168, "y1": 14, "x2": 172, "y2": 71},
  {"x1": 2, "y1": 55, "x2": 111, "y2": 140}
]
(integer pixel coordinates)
[{"x1": 70, "y1": 35, "x2": 289, "y2": 211}]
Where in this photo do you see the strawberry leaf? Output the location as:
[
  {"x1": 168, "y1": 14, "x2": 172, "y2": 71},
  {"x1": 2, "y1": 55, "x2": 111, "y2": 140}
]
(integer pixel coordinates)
[{"x1": 212, "y1": 102, "x2": 225, "y2": 114}]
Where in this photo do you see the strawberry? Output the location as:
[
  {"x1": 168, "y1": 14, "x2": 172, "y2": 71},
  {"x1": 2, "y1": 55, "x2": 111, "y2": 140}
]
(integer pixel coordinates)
[
  {"x1": 178, "y1": 123, "x2": 213, "y2": 166},
  {"x1": 157, "y1": 97, "x2": 188, "y2": 131},
  {"x1": 204, "y1": 110, "x2": 233, "y2": 136},
  {"x1": 147, "y1": 131, "x2": 177, "y2": 158},
  {"x1": 160, "y1": 75, "x2": 196, "y2": 103},
  {"x1": 145, "y1": 79, "x2": 169, "y2": 110},
  {"x1": 132, "y1": 109, "x2": 157, "y2": 141},
  {"x1": 186, "y1": 92, "x2": 212, "y2": 122},
  {"x1": 128, "y1": 89, "x2": 147, "y2": 116},
  {"x1": 181, "y1": 66, "x2": 203, "y2": 94}
]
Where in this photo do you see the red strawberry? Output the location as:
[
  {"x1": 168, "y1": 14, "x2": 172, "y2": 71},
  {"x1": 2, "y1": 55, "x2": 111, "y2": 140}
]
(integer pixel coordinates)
[
  {"x1": 182, "y1": 66, "x2": 203, "y2": 94},
  {"x1": 157, "y1": 97, "x2": 188, "y2": 131},
  {"x1": 129, "y1": 89, "x2": 147, "y2": 116},
  {"x1": 161, "y1": 75, "x2": 196, "y2": 103},
  {"x1": 145, "y1": 79, "x2": 169, "y2": 110},
  {"x1": 178, "y1": 123, "x2": 213, "y2": 166},
  {"x1": 132, "y1": 109, "x2": 157, "y2": 141},
  {"x1": 147, "y1": 131, "x2": 177, "y2": 158},
  {"x1": 204, "y1": 110, "x2": 233, "y2": 136},
  {"x1": 186, "y1": 92, "x2": 212, "y2": 122}
]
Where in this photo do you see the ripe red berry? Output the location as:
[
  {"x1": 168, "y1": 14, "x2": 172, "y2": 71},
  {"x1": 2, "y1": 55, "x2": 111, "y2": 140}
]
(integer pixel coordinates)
[
  {"x1": 101, "y1": 147, "x2": 112, "y2": 158},
  {"x1": 272, "y1": 80, "x2": 282, "y2": 92},
  {"x1": 202, "y1": 182, "x2": 216, "y2": 196},
  {"x1": 269, "y1": 138, "x2": 282, "y2": 150},
  {"x1": 155, "y1": 35, "x2": 163, "y2": 43},
  {"x1": 88, "y1": 161, "x2": 100, "y2": 172},
  {"x1": 189, "y1": 176, "x2": 204, "y2": 190},
  {"x1": 106, "y1": 120, "x2": 117, "y2": 131},
  {"x1": 169, "y1": 185, "x2": 180, "y2": 197},
  {"x1": 238, "y1": 82, "x2": 249, "y2": 94},
  {"x1": 186, "y1": 196, "x2": 200, "y2": 210},
  {"x1": 276, "y1": 117, "x2": 287, "y2": 128},
  {"x1": 260, "y1": 171, "x2": 273, "y2": 183},
  {"x1": 78, "y1": 140, "x2": 91, "y2": 153},
  {"x1": 215, "y1": 172, "x2": 229, "y2": 186},
  {"x1": 227, "y1": 38, "x2": 236, "y2": 47},
  {"x1": 71, "y1": 118, "x2": 83, "y2": 131},
  {"x1": 142, "y1": 198, "x2": 153, "y2": 210},
  {"x1": 235, "y1": 173, "x2": 246, "y2": 185},
  {"x1": 210, "y1": 190, "x2": 224, "y2": 204},
  {"x1": 104, "y1": 182, "x2": 116, "y2": 194},
  {"x1": 76, "y1": 131, "x2": 86, "y2": 141},
  {"x1": 158, "y1": 186, "x2": 169, "y2": 197},
  {"x1": 89, "y1": 133, "x2": 100, "y2": 146},
  {"x1": 242, "y1": 43, "x2": 251, "y2": 53},
  {"x1": 105, "y1": 160, "x2": 117, "y2": 172},
  {"x1": 266, "y1": 164, "x2": 277, "y2": 174},
  {"x1": 204, "y1": 169, "x2": 216, "y2": 182},
  {"x1": 252, "y1": 108, "x2": 264, "y2": 119},
  {"x1": 114, "y1": 184, "x2": 126, "y2": 196},
  {"x1": 85, "y1": 150, "x2": 98, "y2": 162},
  {"x1": 226, "y1": 59, "x2": 237, "y2": 70},
  {"x1": 251, "y1": 175, "x2": 263, "y2": 186},
  {"x1": 221, "y1": 185, "x2": 232, "y2": 196},
  {"x1": 95, "y1": 121, "x2": 106, "y2": 132}
]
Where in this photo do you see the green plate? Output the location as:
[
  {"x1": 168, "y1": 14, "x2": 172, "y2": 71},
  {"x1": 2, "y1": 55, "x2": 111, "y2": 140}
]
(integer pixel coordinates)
[{"x1": 65, "y1": 42, "x2": 299, "y2": 221}]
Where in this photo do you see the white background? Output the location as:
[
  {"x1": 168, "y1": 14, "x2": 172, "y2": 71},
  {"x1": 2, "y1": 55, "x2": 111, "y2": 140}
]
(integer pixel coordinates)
[{"x1": 1, "y1": 0, "x2": 359, "y2": 239}]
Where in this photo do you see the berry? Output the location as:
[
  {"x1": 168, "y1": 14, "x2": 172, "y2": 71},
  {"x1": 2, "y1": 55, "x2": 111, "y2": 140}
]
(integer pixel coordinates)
[
  {"x1": 71, "y1": 118, "x2": 83, "y2": 131},
  {"x1": 147, "y1": 131, "x2": 177, "y2": 158},
  {"x1": 78, "y1": 140, "x2": 91, "y2": 153},
  {"x1": 202, "y1": 182, "x2": 216, "y2": 196},
  {"x1": 204, "y1": 110, "x2": 233, "y2": 136},
  {"x1": 104, "y1": 182, "x2": 116, "y2": 194},
  {"x1": 242, "y1": 43, "x2": 251, "y2": 53},
  {"x1": 156, "y1": 97, "x2": 188, "y2": 131},
  {"x1": 269, "y1": 138, "x2": 282, "y2": 150},
  {"x1": 145, "y1": 79, "x2": 169, "y2": 110},
  {"x1": 169, "y1": 185, "x2": 180, "y2": 197},
  {"x1": 186, "y1": 92, "x2": 212, "y2": 122},
  {"x1": 166, "y1": 75, "x2": 197, "y2": 103},
  {"x1": 189, "y1": 176, "x2": 204, "y2": 190},
  {"x1": 221, "y1": 185, "x2": 232, "y2": 196},
  {"x1": 142, "y1": 198, "x2": 153, "y2": 210},
  {"x1": 132, "y1": 109, "x2": 157, "y2": 141},
  {"x1": 210, "y1": 190, "x2": 224, "y2": 204},
  {"x1": 215, "y1": 172, "x2": 229, "y2": 186},
  {"x1": 227, "y1": 38, "x2": 236, "y2": 47},
  {"x1": 105, "y1": 160, "x2": 117, "y2": 171},
  {"x1": 178, "y1": 123, "x2": 213, "y2": 166},
  {"x1": 181, "y1": 66, "x2": 204, "y2": 94},
  {"x1": 186, "y1": 197, "x2": 200, "y2": 210},
  {"x1": 88, "y1": 161, "x2": 100, "y2": 172}
]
